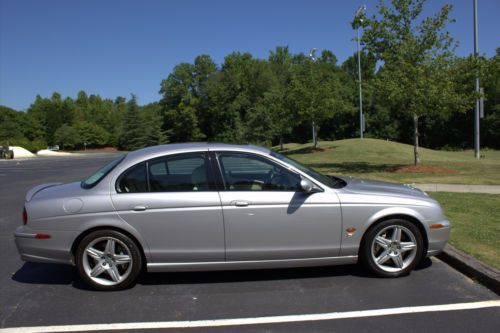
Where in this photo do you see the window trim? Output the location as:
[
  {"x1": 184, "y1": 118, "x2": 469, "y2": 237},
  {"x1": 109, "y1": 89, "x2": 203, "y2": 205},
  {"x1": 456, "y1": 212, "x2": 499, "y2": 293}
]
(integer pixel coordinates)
[
  {"x1": 212, "y1": 151, "x2": 309, "y2": 192},
  {"x1": 115, "y1": 151, "x2": 215, "y2": 194}
]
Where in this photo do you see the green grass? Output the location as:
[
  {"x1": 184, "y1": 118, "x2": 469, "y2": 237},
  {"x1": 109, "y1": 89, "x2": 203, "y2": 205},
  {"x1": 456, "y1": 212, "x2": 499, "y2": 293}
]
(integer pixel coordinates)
[
  {"x1": 430, "y1": 192, "x2": 500, "y2": 270},
  {"x1": 277, "y1": 138, "x2": 500, "y2": 185}
]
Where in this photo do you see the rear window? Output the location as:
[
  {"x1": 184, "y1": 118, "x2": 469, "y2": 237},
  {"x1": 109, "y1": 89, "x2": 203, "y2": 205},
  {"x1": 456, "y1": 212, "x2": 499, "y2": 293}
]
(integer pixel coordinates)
[
  {"x1": 81, "y1": 155, "x2": 125, "y2": 189},
  {"x1": 116, "y1": 153, "x2": 208, "y2": 193}
]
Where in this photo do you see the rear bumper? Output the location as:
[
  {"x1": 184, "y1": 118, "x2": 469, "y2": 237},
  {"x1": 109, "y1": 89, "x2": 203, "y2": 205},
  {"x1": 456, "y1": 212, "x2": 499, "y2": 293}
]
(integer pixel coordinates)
[{"x1": 14, "y1": 226, "x2": 74, "y2": 265}]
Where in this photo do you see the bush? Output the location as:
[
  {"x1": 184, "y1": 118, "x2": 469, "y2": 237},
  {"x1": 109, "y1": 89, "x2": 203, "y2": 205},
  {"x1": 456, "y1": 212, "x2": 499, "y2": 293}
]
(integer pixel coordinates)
[{"x1": 9, "y1": 138, "x2": 47, "y2": 153}]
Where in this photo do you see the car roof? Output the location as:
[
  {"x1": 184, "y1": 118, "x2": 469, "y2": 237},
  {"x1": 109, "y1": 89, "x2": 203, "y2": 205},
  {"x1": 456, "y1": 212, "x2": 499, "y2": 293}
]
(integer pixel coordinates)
[{"x1": 124, "y1": 142, "x2": 271, "y2": 164}]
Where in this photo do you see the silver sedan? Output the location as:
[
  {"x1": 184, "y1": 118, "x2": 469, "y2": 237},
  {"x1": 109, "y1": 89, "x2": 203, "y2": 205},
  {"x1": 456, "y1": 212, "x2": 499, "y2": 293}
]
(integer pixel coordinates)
[{"x1": 14, "y1": 143, "x2": 450, "y2": 290}]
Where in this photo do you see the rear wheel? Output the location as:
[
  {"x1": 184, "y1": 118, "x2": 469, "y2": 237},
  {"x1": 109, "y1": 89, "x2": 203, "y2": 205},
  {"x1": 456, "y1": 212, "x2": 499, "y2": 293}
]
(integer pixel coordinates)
[
  {"x1": 361, "y1": 219, "x2": 424, "y2": 277},
  {"x1": 75, "y1": 230, "x2": 142, "y2": 291}
]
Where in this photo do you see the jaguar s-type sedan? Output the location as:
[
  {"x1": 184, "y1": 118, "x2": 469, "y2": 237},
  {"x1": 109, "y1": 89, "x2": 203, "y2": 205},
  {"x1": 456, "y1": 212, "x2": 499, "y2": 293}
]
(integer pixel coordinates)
[{"x1": 15, "y1": 143, "x2": 450, "y2": 290}]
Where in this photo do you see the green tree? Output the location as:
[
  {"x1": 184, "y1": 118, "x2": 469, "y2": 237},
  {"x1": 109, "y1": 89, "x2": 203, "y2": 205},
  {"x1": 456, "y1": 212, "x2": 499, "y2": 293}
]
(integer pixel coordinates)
[
  {"x1": 74, "y1": 121, "x2": 109, "y2": 148},
  {"x1": 120, "y1": 95, "x2": 146, "y2": 150},
  {"x1": 359, "y1": 0, "x2": 476, "y2": 164},
  {"x1": 54, "y1": 124, "x2": 81, "y2": 149},
  {"x1": 140, "y1": 102, "x2": 168, "y2": 146},
  {"x1": 482, "y1": 49, "x2": 500, "y2": 148},
  {"x1": 0, "y1": 106, "x2": 24, "y2": 142}
]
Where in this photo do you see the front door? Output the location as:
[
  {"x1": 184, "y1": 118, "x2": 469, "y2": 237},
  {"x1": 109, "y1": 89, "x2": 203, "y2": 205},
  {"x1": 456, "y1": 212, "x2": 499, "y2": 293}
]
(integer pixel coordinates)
[{"x1": 214, "y1": 152, "x2": 342, "y2": 261}]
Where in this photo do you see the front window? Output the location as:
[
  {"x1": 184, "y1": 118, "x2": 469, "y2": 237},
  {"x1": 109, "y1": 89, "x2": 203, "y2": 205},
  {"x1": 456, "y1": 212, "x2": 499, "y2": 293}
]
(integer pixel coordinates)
[
  {"x1": 270, "y1": 151, "x2": 346, "y2": 189},
  {"x1": 217, "y1": 152, "x2": 301, "y2": 191},
  {"x1": 81, "y1": 155, "x2": 125, "y2": 189}
]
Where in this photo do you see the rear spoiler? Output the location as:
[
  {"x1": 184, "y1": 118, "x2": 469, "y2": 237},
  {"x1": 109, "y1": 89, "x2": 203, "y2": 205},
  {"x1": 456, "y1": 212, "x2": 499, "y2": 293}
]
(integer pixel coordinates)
[{"x1": 25, "y1": 183, "x2": 62, "y2": 202}]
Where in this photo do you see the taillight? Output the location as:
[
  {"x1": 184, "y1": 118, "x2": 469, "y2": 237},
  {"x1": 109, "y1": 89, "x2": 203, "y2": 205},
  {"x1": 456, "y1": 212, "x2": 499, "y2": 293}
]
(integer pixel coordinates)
[{"x1": 22, "y1": 207, "x2": 28, "y2": 225}]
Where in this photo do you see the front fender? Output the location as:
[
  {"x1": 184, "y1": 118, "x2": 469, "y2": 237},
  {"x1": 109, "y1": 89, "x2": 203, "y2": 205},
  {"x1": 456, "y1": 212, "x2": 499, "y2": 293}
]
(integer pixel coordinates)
[{"x1": 340, "y1": 204, "x2": 428, "y2": 256}]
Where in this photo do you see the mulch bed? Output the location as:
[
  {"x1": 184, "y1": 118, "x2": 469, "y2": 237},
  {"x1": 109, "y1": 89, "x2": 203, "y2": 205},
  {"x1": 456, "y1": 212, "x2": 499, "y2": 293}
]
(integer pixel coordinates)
[{"x1": 390, "y1": 164, "x2": 459, "y2": 174}]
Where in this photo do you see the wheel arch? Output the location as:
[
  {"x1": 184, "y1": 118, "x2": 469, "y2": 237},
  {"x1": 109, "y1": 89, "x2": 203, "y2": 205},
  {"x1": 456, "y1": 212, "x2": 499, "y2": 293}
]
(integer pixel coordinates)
[
  {"x1": 360, "y1": 211, "x2": 429, "y2": 257},
  {"x1": 71, "y1": 226, "x2": 148, "y2": 268}
]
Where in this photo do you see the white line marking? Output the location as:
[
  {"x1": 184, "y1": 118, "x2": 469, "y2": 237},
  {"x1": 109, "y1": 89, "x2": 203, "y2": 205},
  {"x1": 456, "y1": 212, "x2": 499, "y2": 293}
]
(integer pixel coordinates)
[{"x1": 1, "y1": 300, "x2": 499, "y2": 333}]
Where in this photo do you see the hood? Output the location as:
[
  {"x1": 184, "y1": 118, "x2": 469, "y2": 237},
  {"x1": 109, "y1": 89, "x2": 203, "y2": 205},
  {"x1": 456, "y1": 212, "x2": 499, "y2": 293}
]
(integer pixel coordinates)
[
  {"x1": 343, "y1": 178, "x2": 429, "y2": 199},
  {"x1": 25, "y1": 181, "x2": 83, "y2": 202}
]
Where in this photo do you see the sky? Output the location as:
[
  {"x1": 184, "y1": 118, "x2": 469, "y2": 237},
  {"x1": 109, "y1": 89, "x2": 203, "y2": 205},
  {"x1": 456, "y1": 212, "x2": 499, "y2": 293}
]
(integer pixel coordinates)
[{"x1": 1, "y1": 0, "x2": 499, "y2": 111}]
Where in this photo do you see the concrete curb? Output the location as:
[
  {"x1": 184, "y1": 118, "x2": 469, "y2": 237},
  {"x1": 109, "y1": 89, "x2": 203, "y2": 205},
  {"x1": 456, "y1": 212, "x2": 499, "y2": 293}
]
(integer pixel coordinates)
[
  {"x1": 415, "y1": 184, "x2": 500, "y2": 194},
  {"x1": 437, "y1": 244, "x2": 500, "y2": 295}
]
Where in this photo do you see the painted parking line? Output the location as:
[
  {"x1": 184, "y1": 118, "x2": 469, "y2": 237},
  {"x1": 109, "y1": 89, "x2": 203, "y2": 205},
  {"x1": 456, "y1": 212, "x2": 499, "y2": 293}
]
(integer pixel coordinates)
[{"x1": 1, "y1": 300, "x2": 499, "y2": 333}]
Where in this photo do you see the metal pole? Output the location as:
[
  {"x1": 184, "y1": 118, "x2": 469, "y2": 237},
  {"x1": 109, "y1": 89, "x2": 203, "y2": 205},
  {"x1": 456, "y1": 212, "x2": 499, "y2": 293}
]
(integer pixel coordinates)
[
  {"x1": 309, "y1": 48, "x2": 317, "y2": 147},
  {"x1": 357, "y1": 27, "x2": 364, "y2": 139},
  {"x1": 474, "y1": 0, "x2": 480, "y2": 158}
]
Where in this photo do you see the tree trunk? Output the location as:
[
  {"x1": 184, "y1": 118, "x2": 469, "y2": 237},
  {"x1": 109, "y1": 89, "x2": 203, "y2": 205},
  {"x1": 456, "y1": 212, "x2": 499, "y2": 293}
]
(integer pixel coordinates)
[
  {"x1": 413, "y1": 114, "x2": 420, "y2": 165},
  {"x1": 313, "y1": 121, "x2": 317, "y2": 149},
  {"x1": 279, "y1": 136, "x2": 283, "y2": 151}
]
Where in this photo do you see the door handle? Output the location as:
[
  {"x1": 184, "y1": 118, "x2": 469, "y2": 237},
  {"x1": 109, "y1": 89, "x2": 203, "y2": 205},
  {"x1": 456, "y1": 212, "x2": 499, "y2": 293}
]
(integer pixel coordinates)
[
  {"x1": 133, "y1": 205, "x2": 147, "y2": 211},
  {"x1": 233, "y1": 201, "x2": 250, "y2": 207}
]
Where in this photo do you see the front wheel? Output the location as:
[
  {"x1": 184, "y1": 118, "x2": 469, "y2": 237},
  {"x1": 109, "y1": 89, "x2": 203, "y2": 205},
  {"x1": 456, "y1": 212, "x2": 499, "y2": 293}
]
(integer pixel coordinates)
[
  {"x1": 75, "y1": 230, "x2": 142, "y2": 291},
  {"x1": 361, "y1": 219, "x2": 424, "y2": 277}
]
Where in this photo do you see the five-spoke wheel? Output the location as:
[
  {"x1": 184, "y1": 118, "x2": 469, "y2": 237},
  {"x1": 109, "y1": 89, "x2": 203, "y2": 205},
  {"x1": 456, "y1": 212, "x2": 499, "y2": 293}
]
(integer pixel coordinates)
[
  {"x1": 76, "y1": 230, "x2": 142, "y2": 291},
  {"x1": 362, "y1": 219, "x2": 423, "y2": 277}
]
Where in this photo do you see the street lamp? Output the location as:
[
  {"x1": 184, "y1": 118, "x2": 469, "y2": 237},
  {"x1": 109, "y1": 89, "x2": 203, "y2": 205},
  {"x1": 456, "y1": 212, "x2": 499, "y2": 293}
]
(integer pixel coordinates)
[
  {"x1": 355, "y1": 5, "x2": 366, "y2": 139},
  {"x1": 473, "y1": 0, "x2": 480, "y2": 159},
  {"x1": 309, "y1": 48, "x2": 317, "y2": 147}
]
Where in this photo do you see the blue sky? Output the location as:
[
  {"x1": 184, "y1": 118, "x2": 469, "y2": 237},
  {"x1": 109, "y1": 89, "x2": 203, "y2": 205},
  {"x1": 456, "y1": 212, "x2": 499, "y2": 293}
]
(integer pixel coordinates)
[{"x1": 1, "y1": 0, "x2": 499, "y2": 111}]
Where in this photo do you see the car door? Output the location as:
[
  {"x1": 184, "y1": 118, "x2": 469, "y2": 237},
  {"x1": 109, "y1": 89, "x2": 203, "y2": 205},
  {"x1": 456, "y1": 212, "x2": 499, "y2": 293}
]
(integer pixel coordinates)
[
  {"x1": 213, "y1": 151, "x2": 342, "y2": 261},
  {"x1": 110, "y1": 152, "x2": 224, "y2": 264}
]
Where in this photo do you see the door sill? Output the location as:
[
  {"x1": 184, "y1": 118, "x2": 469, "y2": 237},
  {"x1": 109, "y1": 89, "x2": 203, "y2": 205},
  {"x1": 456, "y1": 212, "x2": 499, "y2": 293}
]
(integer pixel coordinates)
[{"x1": 147, "y1": 255, "x2": 358, "y2": 272}]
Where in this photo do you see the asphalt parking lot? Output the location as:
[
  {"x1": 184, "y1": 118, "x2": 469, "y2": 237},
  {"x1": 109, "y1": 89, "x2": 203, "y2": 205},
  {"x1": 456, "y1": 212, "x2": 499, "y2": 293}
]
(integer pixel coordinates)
[{"x1": 0, "y1": 155, "x2": 499, "y2": 332}]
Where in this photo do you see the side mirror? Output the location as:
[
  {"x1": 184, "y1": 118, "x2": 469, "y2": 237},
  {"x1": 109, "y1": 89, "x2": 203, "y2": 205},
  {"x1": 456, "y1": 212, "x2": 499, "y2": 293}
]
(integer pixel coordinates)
[{"x1": 299, "y1": 179, "x2": 314, "y2": 193}]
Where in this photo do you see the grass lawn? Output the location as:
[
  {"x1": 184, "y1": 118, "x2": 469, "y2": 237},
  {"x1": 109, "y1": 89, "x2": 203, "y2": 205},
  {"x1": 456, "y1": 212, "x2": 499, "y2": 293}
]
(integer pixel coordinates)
[
  {"x1": 430, "y1": 192, "x2": 500, "y2": 270},
  {"x1": 277, "y1": 138, "x2": 500, "y2": 185}
]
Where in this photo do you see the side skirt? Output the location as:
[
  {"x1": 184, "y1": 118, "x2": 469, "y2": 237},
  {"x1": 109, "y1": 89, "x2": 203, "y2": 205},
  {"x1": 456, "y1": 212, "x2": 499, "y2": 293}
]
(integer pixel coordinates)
[{"x1": 147, "y1": 256, "x2": 358, "y2": 272}]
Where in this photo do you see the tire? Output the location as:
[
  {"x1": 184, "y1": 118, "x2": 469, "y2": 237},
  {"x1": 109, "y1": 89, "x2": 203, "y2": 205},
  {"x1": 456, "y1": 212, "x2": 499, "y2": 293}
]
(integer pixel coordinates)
[
  {"x1": 75, "y1": 230, "x2": 142, "y2": 291},
  {"x1": 361, "y1": 219, "x2": 424, "y2": 278}
]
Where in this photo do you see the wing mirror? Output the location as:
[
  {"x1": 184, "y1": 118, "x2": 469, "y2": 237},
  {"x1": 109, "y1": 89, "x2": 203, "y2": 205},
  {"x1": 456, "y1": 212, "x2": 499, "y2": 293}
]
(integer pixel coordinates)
[{"x1": 299, "y1": 178, "x2": 315, "y2": 193}]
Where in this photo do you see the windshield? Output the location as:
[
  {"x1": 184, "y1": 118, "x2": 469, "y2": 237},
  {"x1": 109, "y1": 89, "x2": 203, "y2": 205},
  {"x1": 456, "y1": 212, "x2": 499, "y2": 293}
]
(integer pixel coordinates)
[
  {"x1": 81, "y1": 155, "x2": 126, "y2": 189},
  {"x1": 270, "y1": 151, "x2": 346, "y2": 189}
]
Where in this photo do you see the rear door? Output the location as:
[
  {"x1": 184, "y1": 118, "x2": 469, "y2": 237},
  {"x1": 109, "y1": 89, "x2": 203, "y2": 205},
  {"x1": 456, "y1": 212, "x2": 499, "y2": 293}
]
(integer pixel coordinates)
[{"x1": 110, "y1": 152, "x2": 224, "y2": 263}]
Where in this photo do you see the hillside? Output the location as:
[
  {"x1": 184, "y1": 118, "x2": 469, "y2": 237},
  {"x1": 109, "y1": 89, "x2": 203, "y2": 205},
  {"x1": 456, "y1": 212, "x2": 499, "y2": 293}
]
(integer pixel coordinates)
[{"x1": 275, "y1": 139, "x2": 500, "y2": 185}]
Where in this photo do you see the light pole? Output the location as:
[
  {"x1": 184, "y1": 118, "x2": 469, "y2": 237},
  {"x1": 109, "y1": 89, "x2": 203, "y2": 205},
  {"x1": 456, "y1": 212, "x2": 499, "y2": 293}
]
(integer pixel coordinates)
[
  {"x1": 309, "y1": 48, "x2": 317, "y2": 147},
  {"x1": 355, "y1": 5, "x2": 366, "y2": 139},
  {"x1": 473, "y1": 0, "x2": 480, "y2": 159}
]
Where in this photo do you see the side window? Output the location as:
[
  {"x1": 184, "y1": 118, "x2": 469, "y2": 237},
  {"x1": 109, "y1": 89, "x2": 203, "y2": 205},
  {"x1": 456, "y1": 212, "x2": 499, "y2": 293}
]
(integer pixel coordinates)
[
  {"x1": 217, "y1": 153, "x2": 300, "y2": 191},
  {"x1": 148, "y1": 154, "x2": 208, "y2": 192},
  {"x1": 117, "y1": 163, "x2": 148, "y2": 193}
]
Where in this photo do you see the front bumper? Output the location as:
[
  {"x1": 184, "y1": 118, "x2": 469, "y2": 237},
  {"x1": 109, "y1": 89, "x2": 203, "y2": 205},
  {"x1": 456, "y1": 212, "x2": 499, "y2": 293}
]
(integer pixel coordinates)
[
  {"x1": 14, "y1": 226, "x2": 75, "y2": 265},
  {"x1": 426, "y1": 219, "x2": 451, "y2": 257}
]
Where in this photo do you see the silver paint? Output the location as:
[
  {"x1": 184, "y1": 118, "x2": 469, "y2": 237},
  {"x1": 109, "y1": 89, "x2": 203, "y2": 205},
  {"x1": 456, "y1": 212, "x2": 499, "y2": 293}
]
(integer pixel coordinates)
[{"x1": 14, "y1": 143, "x2": 450, "y2": 273}]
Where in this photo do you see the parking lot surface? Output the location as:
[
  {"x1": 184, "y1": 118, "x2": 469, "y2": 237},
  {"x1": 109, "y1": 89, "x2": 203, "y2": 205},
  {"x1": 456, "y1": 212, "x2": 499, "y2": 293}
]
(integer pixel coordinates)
[{"x1": 1, "y1": 155, "x2": 499, "y2": 332}]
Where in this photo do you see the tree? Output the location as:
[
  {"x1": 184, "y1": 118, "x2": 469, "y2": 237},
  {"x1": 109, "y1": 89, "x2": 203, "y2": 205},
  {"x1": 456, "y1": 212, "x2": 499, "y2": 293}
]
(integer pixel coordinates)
[
  {"x1": 267, "y1": 46, "x2": 295, "y2": 149},
  {"x1": 54, "y1": 124, "x2": 81, "y2": 149},
  {"x1": 159, "y1": 62, "x2": 206, "y2": 141},
  {"x1": 140, "y1": 102, "x2": 168, "y2": 147},
  {"x1": 482, "y1": 49, "x2": 500, "y2": 148},
  {"x1": 359, "y1": 0, "x2": 476, "y2": 164},
  {"x1": 74, "y1": 121, "x2": 109, "y2": 148},
  {"x1": 0, "y1": 106, "x2": 24, "y2": 142},
  {"x1": 120, "y1": 95, "x2": 146, "y2": 150}
]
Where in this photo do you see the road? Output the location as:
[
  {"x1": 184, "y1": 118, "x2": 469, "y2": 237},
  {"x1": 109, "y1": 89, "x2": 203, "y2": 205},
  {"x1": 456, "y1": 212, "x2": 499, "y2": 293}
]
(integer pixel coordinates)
[{"x1": 0, "y1": 155, "x2": 499, "y2": 332}]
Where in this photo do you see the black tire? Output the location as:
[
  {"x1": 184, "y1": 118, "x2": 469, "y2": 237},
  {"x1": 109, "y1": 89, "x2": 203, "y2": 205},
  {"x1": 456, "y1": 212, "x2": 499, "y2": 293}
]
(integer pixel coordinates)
[
  {"x1": 75, "y1": 230, "x2": 142, "y2": 291},
  {"x1": 361, "y1": 219, "x2": 424, "y2": 278}
]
